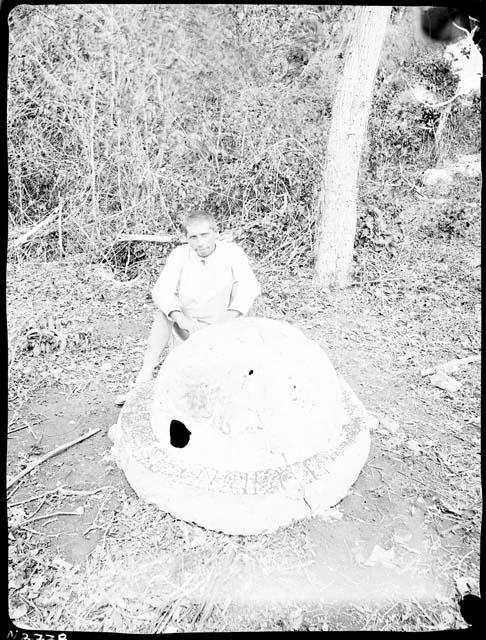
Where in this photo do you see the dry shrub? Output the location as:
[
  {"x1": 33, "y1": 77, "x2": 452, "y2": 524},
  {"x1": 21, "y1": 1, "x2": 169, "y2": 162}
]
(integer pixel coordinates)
[{"x1": 8, "y1": 4, "x2": 351, "y2": 268}]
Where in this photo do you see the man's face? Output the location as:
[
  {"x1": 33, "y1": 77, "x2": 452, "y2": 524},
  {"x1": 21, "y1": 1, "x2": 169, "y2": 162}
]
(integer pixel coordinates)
[{"x1": 185, "y1": 219, "x2": 217, "y2": 258}]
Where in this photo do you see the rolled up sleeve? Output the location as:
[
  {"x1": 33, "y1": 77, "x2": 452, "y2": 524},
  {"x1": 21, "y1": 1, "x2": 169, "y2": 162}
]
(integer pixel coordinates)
[
  {"x1": 152, "y1": 247, "x2": 184, "y2": 317},
  {"x1": 228, "y1": 245, "x2": 261, "y2": 315}
]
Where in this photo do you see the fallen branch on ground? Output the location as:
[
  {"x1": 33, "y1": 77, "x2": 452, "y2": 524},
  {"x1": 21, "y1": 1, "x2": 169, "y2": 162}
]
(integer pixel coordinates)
[
  {"x1": 117, "y1": 233, "x2": 178, "y2": 243},
  {"x1": 7, "y1": 428, "x2": 101, "y2": 490},
  {"x1": 59, "y1": 486, "x2": 111, "y2": 497},
  {"x1": 9, "y1": 485, "x2": 67, "y2": 506},
  {"x1": 116, "y1": 230, "x2": 238, "y2": 243},
  {"x1": 421, "y1": 355, "x2": 481, "y2": 377},
  {"x1": 9, "y1": 209, "x2": 60, "y2": 250},
  {"x1": 8, "y1": 483, "x2": 107, "y2": 506}
]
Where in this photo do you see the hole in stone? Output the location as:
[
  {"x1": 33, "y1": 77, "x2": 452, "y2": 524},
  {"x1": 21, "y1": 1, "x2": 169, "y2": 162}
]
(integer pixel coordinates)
[
  {"x1": 249, "y1": 369, "x2": 254, "y2": 375},
  {"x1": 170, "y1": 419, "x2": 191, "y2": 448}
]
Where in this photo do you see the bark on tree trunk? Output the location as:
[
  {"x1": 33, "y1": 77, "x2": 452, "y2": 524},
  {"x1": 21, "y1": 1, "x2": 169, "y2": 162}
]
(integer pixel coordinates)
[{"x1": 314, "y1": 6, "x2": 392, "y2": 289}]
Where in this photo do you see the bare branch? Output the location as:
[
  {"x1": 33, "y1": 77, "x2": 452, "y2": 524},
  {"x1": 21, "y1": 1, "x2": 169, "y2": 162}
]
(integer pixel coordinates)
[
  {"x1": 7, "y1": 428, "x2": 101, "y2": 490},
  {"x1": 9, "y1": 209, "x2": 60, "y2": 250}
]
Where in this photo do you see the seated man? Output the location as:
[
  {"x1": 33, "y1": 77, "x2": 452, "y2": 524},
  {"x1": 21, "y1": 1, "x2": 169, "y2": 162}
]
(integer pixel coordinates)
[{"x1": 116, "y1": 211, "x2": 261, "y2": 405}]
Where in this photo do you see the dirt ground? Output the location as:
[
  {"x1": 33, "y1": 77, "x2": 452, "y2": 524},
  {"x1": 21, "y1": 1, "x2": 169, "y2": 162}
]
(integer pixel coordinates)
[{"x1": 7, "y1": 198, "x2": 481, "y2": 631}]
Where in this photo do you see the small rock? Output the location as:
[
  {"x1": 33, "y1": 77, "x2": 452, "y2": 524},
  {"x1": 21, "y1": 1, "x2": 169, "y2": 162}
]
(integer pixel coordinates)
[
  {"x1": 10, "y1": 603, "x2": 28, "y2": 620},
  {"x1": 406, "y1": 439, "x2": 421, "y2": 454},
  {"x1": 455, "y1": 576, "x2": 472, "y2": 596},
  {"x1": 363, "y1": 544, "x2": 397, "y2": 568},
  {"x1": 379, "y1": 416, "x2": 400, "y2": 434},
  {"x1": 463, "y1": 163, "x2": 481, "y2": 178},
  {"x1": 398, "y1": 83, "x2": 436, "y2": 105},
  {"x1": 368, "y1": 413, "x2": 379, "y2": 431},
  {"x1": 400, "y1": 351, "x2": 415, "y2": 363},
  {"x1": 163, "y1": 625, "x2": 179, "y2": 634},
  {"x1": 422, "y1": 168, "x2": 453, "y2": 187},
  {"x1": 319, "y1": 507, "x2": 343, "y2": 521},
  {"x1": 429, "y1": 371, "x2": 462, "y2": 393}
]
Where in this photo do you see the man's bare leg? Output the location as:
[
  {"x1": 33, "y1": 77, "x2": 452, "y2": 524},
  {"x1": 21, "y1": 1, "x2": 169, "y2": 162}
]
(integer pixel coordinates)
[
  {"x1": 115, "y1": 310, "x2": 172, "y2": 405},
  {"x1": 134, "y1": 310, "x2": 173, "y2": 384}
]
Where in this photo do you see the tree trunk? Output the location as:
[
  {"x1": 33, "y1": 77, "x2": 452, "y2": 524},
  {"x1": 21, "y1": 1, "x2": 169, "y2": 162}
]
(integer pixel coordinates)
[{"x1": 314, "y1": 6, "x2": 392, "y2": 289}]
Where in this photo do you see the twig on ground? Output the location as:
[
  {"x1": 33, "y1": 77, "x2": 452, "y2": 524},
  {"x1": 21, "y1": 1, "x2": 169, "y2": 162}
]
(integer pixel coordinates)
[
  {"x1": 27, "y1": 496, "x2": 48, "y2": 521},
  {"x1": 8, "y1": 423, "x2": 29, "y2": 435},
  {"x1": 59, "y1": 486, "x2": 112, "y2": 497},
  {"x1": 66, "y1": 380, "x2": 91, "y2": 400},
  {"x1": 40, "y1": 519, "x2": 61, "y2": 528},
  {"x1": 7, "y1": 476, "x2": 26, "y2": 501},
  {"x1": 7, "y1": 428, "x2": 101, "y2": 490},
  {"x1": 399, "y1": 163, "x2": 426, "y2": 198},
  {"x1": 352, "y1": 275, "x2": 408, "y2": 287},
  {"x1": 25, "y1": 420, "x2": 40, "y2": 440},
  {"x1": 14, "y1": 510, "x2": 83, "y2": 530},
  {"x1": 100, "y1": 512, "x2": 116, "y2": 553},
  {"x1": 442, "y1": 521, "x2": 465, "y2": 536},
  {"x1": 9, "y1": 485, "x2": 67, "y2": 506},
  {"x1": 455, "y1": 550, "x2": 474, "y2": 578},
  {"x1": 15, "y1": 485, "x2": 114, "y2": 534},
  {"x1": 82, "y1": 524, "x2": 102, "y2": 536},
  {"x1": 21, "y1": 525, "x2": 61, "y2": 538}
]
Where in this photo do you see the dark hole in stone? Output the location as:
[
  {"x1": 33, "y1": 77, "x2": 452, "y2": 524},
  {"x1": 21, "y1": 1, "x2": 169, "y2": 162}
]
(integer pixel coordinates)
[
  {"x1": 249, "y1": 370, "x2": 254, "y2": 375},
  {"x1": 170, "y1": 419, "x2": 191, "y2": 448}
]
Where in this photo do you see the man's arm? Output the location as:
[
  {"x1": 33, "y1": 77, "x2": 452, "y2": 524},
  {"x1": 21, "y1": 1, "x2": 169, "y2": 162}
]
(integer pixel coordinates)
[
  {"x1": 152, "y1": 247, "x2": 198, "y2": 335},
  {"x1": 227, "y1": 244, "x2": 262, "y2": 316},
  {"x1": 151, "y1": 247, "x2": 184, "y2": 318}
]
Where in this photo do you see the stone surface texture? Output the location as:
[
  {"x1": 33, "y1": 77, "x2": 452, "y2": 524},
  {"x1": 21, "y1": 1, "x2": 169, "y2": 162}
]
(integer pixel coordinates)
[{"x1": 109, "y1": 318, "x2": 374, "y2": 535}]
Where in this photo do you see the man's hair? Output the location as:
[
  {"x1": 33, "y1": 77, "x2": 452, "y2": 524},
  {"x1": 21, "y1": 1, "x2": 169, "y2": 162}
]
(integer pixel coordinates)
[{"x1": 181, "y1": 211, "x2": 219, "y2": 234}]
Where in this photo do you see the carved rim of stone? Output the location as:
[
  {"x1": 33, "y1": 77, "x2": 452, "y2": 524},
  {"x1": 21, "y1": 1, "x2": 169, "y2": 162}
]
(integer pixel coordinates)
[{"x1": 117, "y1": 380, "x2": 369, "y2": 497}]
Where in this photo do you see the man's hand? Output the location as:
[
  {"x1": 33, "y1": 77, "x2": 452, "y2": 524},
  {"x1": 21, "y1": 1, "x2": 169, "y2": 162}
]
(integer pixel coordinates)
[
  {"x1": 222, "y1": 310, "x2": 242, "y2": 322},
  {"x1": 169, "y1": 311, "x2": 197, "y2": 336}
]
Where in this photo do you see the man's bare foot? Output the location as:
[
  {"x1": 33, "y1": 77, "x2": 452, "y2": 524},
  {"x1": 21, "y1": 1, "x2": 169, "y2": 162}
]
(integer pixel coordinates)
[{"x1": 114, "y1": 394, "x2": 127, "y2": 407}]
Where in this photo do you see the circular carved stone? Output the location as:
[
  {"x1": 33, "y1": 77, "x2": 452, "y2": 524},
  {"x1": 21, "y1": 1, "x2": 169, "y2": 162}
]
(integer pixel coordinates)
[{"x1": 109, "y1": 318, "x2": 374, "y2": 535}]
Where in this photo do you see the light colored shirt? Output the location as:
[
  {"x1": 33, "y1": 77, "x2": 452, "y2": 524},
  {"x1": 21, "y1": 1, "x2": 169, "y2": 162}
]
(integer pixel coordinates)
[{"x1": 152, "y1": 240, "x2": 261, "y2": 325}]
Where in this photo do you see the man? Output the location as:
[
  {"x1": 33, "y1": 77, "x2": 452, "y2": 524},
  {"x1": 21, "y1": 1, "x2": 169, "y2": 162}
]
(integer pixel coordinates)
[{"x1": 116, "y1": 211, "x2": 261, "y2": 405}]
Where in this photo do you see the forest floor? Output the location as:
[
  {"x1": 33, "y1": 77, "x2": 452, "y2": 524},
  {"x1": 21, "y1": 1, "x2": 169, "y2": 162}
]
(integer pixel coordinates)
[{"x1": 7, "y1": 190, "x2": 481, "y2": 632}]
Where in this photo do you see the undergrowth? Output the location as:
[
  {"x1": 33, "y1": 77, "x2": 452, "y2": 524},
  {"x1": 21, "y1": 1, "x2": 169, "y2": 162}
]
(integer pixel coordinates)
[{"x1": 7, "y1": 5, "x2": 480, "y2": 275}]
